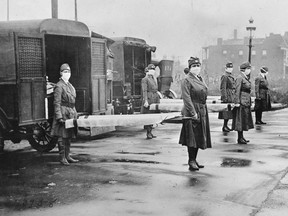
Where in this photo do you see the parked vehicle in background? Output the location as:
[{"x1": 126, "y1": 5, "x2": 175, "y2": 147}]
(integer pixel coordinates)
[{"x1": 0, "y1": 19, "x2": 108, "y2": 152}]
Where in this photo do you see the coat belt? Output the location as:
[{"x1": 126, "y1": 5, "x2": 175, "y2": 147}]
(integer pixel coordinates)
[{"x1": 61, "y1": 102, "x2": 75, "y2": 108}]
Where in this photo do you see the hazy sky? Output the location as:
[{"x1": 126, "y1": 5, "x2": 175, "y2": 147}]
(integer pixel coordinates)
[{"x1": 1, "y1": 0, "x2": 288, "y2": 64}]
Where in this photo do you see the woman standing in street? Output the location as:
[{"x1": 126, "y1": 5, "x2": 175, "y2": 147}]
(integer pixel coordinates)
[
  {"x1": 232, "y1": 62, "x2": 254, "y2": 144},
  {"x1": 254, "y1": 66, "x2": 271, "y2": 124},
  {"x1": 219, "y1": 62, "x2": 235, "y2": 132},
  {"x1": 179, "y1": 57, "x2": 212, "y2": 171},
  {"x1": 140, "y1": 64, "x2": 160, "y2": 139},
  {"x1": 51, "y1": 63, "x2": 79, "y2": 165}
]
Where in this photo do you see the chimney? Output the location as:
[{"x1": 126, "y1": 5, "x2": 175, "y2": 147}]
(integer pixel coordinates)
[
  {"x1": 234, "y1": 29, "x2": 237, "y2": 39},
  {"x1": 217, "y1": 38, "x2": 223, "y2": 46},
  {"x1": 51, "y1": 0, "x2": 58, "y2": 19}
]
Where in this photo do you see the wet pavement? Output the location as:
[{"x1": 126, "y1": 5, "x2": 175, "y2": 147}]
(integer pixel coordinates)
[{"x1": 1, "y1": 108, "x2": 288, "y2": 216}]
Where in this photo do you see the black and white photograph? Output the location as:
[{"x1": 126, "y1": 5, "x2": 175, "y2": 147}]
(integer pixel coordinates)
[{"x1": 0, "y1": 0, "x2": 288, "y2": 215}]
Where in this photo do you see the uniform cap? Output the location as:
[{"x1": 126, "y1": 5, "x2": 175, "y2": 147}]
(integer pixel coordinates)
[
  {"x1": 260, "y1": 66, "x2": 268, "y2": 73},
  {"x1": 60, "y1": 63, "x2": 71, "y2": 72},
  {"x1": 240, "y1": 62, "x2": 251, "y2": 70},
  {"x1": 147, "y1": 64, "x2": 155, "y2": 70},
  {"x1": 188, "y1": 57, "x2": 201, "y2": 68},
  {"x1": 226, "y1": 62, "x2": 233, "y2": 68}
]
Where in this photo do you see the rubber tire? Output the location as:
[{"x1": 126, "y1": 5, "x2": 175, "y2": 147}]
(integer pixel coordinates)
[{"x1": 27, "y1": 121, "x2": 57, "y2": 153}]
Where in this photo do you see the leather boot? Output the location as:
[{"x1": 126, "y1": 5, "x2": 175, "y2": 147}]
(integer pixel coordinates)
[
  {"x1": 58, "y1": 140, "x2": 69, "y2": 165},
  {"x1": 188, "y1": 160, "x2": 199, "y2": 171},
  {"x1": 196, "y1": 161, "x2": 204, "y2": 168},
  {"x1": 146, "y1": 126, "x2": 153, "y2": 139},
  {"x1": 64, "y1": 139, "x2": 79, "y2": 163}
]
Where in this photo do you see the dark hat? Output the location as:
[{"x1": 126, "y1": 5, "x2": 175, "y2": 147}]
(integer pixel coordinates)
[
  {"x1": 240, "y1": 62, "x2": 251, "y2": 70},
  {"x1": 188, "y1": 57, "x2": 201, "y2": 68},
  {"x1": 184, "y1": 68, "x2": 189, "y2": 75},
  {"x1": 226, "y1": 62, "x2": 233, "y2": 68},
  {"x1": 147, "y1": 64, "x2": 155, "y2": 70},
  {"x1": 260, "y1": 66, "x2": 268, "y2": 73},
  {"x1": 60, "y1": 63, "x2": 70, "y2": 72}
]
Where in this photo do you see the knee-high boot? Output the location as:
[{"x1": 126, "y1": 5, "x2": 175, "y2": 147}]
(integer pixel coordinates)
[
  {"x1": 146, "y1": 125, "x2": 156, "y2": 139},
  {"x1": 64, "y1": 138, "x2": 79, "y2": 163},
  {"x1": 187, "y1": 147, "x2": 199, "y2": 171},
  {"x1": 58, "y1": 138, "x2": 69, "y2": 165}
]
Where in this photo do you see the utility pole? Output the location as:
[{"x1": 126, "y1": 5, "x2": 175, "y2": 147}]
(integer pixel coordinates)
[
  {"x1": 7, "y1": 0, "x2": 9, "y2": 21},
  {"x1": 51, "y1": 0, "x2": 58, "y2": 19},
  {"x1": 75, "y1": 0, "x2": 78, "y2": 21},
  {"x1": 246, "y1": 17, "x2": 256, "y2": 63}
]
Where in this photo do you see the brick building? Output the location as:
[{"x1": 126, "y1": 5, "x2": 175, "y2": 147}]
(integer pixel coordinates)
[{"x1": 202, "y1": 30, "x2": 288, "y2": 90}]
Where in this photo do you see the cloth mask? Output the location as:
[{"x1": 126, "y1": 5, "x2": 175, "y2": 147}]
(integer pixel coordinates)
[
  {"x1": 189, "y1": 67, "x2": 201, "y2": 76},
  {"x1": 226, "y1": 68, "x2": 233, "y2": 73},
  {"x1": 146, "y1": 70, "x2": 155, "y2": 77},
  {"x1": 62, "y1": 73, "x2": 71, "y2": 82},
  {"x1": 244, "y1": 69, "x2": 251, "y2": 76}
]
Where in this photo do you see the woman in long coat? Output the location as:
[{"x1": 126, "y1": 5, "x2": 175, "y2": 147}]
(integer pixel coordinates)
[
  {"x1": 254, "y1": 66, "x2": 271, "y2": 124},
  {"x1": 51, "y1": 63, "x2": 79, "y2": 165},
  {"x1": 232, "y1": 62, "x2": 254, "y2": 144},
  {"x1": 179, "y1": 57, "x2": 211, "y2": 171},
  {"x1": 219, "y1": 62, "x2": 235, "y2": 132},
  {"x1": 140, "y1": 64, "x2": 160, "y2": 139}
]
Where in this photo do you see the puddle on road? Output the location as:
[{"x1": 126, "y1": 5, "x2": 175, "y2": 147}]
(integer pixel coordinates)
[
  {"x1": 114, "y1": 159, "x2": 160, "y2": 164},
  {"x1": 221, "y1": 157, "x2": 251, "y2": 167},
  {"x1": 116, "y1": 151, "x2": 161, "y2": 156},
  {"x1": 225, "y1": 149, "x2": 249, "y2": 153}
]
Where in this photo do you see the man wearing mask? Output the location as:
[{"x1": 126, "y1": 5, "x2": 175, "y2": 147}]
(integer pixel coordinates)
[
  {"x1": 140, "y1": 64, "x2": 160, "y2": 139},
  {"x1": 232, "y1": 62, "x2": 254, "y2": 144},
  {"x1": 51, "y1": 63, "x2": 79, "y2": 165},
  {"x1": 179, "y1": 57, "x2": 211, "y2": 171},
  {"x1": 254, "y1": 66, "x2": 271, "y2": 124},
  {"x1": 219, "y1": 62, "x2": 235, "y2": 132}
]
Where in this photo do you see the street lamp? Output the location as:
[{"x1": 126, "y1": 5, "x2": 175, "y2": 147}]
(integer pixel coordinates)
[{"x1": 246, "y1": 17, "x2": 256, "y2": 63}]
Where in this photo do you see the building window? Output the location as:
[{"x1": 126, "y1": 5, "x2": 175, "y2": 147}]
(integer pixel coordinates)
[
  {"x1": 252, "y1": 50, "x2": 256, "y2": 56},
  {"x1": 239, "y1": 50, "x2": 243, "y2": 56},
  {"x1": 262, "y1": 50, "x2": 267, "y2": 56},
  {"x1": 223, "y1": 50, "x2": 227, "y2": 55}
]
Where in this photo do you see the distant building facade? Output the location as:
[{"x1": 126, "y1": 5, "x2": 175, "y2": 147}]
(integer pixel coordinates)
[{"x1": 202, "y1": 30, "x2": 288, "y2": 87}]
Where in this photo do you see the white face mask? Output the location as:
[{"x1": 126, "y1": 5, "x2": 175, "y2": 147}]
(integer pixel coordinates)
[
  {"x1": 147, "y1": 69, "x2": 155, "y2": 76},
  {"x1": 189, "y1": 67, "x2": 201, "y2": 75},
  {"x1": 244, "y1": 69, "x2": 251, "y2": 76},
  {"x1": 226, "y1": 68, "x2": 233, "y2": 73},
  {"x1": 61, "y1": 72, "x2": 71, "y2": 82}
]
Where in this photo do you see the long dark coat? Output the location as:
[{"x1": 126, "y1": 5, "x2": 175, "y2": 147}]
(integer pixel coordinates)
[
  {"x1": 218, "y1": 72, "x2": 235, "y2": 119},
  {"x1": 140, "y1": 74, "x2": 160, "y2": 114},
  {"x1": 179, "y1": 73, "x2": 212, "y2": 149},
  {"x1": 254, "y1": 74, "x2": 271, "y2": 111},
  {"x1": 51, "y1": 79, "x2": 77, "y2": 138},
  {"x1": 232, "y1": 72, "x2": 254, "y2": 131}
]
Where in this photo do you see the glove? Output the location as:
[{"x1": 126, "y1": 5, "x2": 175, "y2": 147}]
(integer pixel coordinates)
[
  {"x1": 58, "y1": 118, "x2": 65, "y2": 125},
  {"x1": 144, "y1": 100, "x2": 149, "y2": 108},
  {"x1": 234, "y1": 104, "x2": 240, "y2": 107}
]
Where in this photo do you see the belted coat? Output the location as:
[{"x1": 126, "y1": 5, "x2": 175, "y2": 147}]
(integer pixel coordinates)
[
  {"x1": 51, "y1": 79, "x2": 77, "y2": 138},
  {"x1": 179, "y1": 73, "x2": 211, "y2": 149},
  {"x1": 219, "y1": 72, "x2": 235, "y2": 119},
  {"x1": 140, "y1": 74, "x2": 160, "y2": 114},
  {"x1": 232, "y1": 72, "x2": 254, "y2": 131},
  {"x1": 254, "y1": 74, "x2": 271, "y2": 111}
]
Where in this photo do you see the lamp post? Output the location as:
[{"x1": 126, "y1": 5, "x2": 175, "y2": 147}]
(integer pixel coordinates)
[{"x1": 246, "y1": 17, "x2": 256, "y2": 63}]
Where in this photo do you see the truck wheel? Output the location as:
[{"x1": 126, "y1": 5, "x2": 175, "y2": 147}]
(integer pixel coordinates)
[{"x1": 27, "y1": 121, "x2": 57, "y2": 152}]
